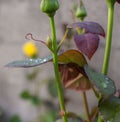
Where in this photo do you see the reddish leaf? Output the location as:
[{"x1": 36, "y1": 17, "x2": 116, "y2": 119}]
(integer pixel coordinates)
[
  {"x1": 59, "y1": 63, "x2": 91, "y2": 91},
  {"x1": 58, "y1": 49, "x2": 87, "y2": 67},
  {"x1": 117, "y1": 0, "x2": 120, "y2": 3},
  {"x1": 74, "y1": 33, "x2": 99, "y2": 59},
  {"x1": 67, "y1": 21, "x2": 105, "y2": 37}
]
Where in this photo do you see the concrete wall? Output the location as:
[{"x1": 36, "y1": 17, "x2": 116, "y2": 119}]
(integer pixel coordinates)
[{"x1": 0, "y1": 0, "x2": 120, "y2": 121}]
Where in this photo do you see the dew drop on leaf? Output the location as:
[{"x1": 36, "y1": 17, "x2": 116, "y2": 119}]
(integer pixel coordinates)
[{"x1": 102, "y1": 82, "x2": 107, "y2": 89}]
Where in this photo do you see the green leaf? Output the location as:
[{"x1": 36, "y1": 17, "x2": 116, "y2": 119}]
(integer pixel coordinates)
[
  {"x1": 10, "y1": 115, "x2": 21, "y2": 122},
  {"x1": 40, "y1": 111, "x2": 56, "y2": 122},
  {"x1": 84, "y1": 65, "x2": 116, "y2": 98},
  {"x1": 26, "y1": 68, "x2": 40, "y2": 80},
  {"x1": 30, "y1": 96, "x2": 41, "y2": 106},
  {"x1": 99, "y1": 96, "x2": 120, "y2": 122},
  {"x1": 5, "y1": 55, "x2": 53, "y2": 68},
  {"x1": 20, "y1": 90, "x2": 31, "y2": 100},
  {"x1": 48, "y1": 78, "x2": 58, "y2": 97},
  {"x1": 58, "y1": 49, "x2": 87, "y2": 67}
]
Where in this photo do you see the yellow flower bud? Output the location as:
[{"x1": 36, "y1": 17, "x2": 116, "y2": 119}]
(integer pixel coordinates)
[{"x1": 22, "y1": 41, "x2": 38, "y2": 58}]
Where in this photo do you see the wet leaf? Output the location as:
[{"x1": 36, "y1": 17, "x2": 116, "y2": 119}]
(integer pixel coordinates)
[
  {"x1": 67, "y1": 21, "x2": 105, "y2": 37},
  {"x1": 58, "y1": 49, "x2": 87, "y2": 67},
  {"x1": 74, "y1": 33, "x2": 99, "y2": 59},
  {"x1": 84, "y1": 65, "x2": 116, "y2": 98},
  {"x1": 5, "y1": 50, "x2": 87, "y2": 68},
  {"x1": 99, "y1": 96, "x2": 120, "y2": 122},
  {"x1": 59, "y1": 63, "x2": 91, "y2": 91},
  {"x1": 5, "y1": 55, "x2": 52, "y2": 68}
]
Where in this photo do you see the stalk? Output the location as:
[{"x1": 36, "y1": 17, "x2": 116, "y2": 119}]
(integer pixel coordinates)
[
  {"x1": 98, "y1": 1, "x2": 115, "y2": 122},
  {"x1": 102, "y1": 1, "x2": 115, "y2": 75},
  {"x1": 49, "y1": 16, "x2": 68, "y2": 122},
  {"x1": 82, "y1": 92, "x2": 91, "y2": 122}
]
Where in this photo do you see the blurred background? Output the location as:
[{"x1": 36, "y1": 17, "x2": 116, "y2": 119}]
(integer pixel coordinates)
[{"x1": 0, "y1": 0, "x2": 120, "y2": 122}]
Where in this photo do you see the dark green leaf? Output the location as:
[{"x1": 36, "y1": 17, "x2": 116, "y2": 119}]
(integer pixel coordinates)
[
  {"x1": 30, "y1": 96, "x2": 41, "y2": 106},
  {"x1": 99, "y1": 96, "x2": 120, "y2": 122},
  {"x1": 5, "y1": 55, "x2": 52, "y2": 68},
  {"x1": 26, "y1": 68, "x2": 40, "y2": 80},
  {"x1": 48, "y1": 78, "x2": 58, "y2": 97},
  {"x1": 10, "y1": 115, "x2": 21, "y2": 122},
  {"x1": 84, "y1": 65, "x2": 116, "y2": 98},
  {"x1": 20, "y1": 90, "x2": 31, "y2": 100},
  {"x1": 40, "y1": 111, "x2": 56, "y2": 122}
]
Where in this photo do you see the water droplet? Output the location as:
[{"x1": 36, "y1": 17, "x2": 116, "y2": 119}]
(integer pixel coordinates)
[
  {"x1": 43, "y1": 59, "x2": 47, "y2": 62},
  {"x1": 105, "y1": 77, "x2": 110, "y2": 84},
  {"x1": 102, "y1": 82, "x2": 107, "y2": 88},
  {"x1": 29, "y1": 59, "x2": 33, "y2": 61}
]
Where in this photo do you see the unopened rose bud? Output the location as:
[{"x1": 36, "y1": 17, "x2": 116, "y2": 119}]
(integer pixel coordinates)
[{"x1": 40, "y1": 0, "x2": 59, "y2": 17}]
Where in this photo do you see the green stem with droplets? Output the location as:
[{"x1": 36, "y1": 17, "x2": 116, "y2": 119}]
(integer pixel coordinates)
[{"x1": 49, "y1": 16, "x2": 68, "y2": 122}]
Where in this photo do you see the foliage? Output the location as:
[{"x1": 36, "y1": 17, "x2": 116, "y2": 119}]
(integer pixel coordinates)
[{"x1": 10, "y1": 115, "x2": 21, "y2": 122}]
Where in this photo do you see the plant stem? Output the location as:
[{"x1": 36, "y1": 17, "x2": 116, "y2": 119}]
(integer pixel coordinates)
[
  {"x1": 49, "y1": 16, "x2": 68, "y2": 122},
  {"x1": 102, "y1": 1, "x2": 115, "y2": 75},
  {"x1": 91, "y1": 85, "x2": 100, "y2": 99},
  {"x1": 82, "y1": 91, "x2": 91, "y2": 122},
  {"x1": 57, "y1": 28, "x2": 69, "y2": 51},
  {"x1": 98, "y1": 1, "x2": 115, "y2": 122}
]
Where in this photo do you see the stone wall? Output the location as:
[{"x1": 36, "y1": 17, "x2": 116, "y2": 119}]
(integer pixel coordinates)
[{"x1": 0, "y1": 0, "x2": 120, "y2": 121}]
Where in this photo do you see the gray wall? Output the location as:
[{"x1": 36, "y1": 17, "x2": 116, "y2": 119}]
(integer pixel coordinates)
[{"x1": 0, "y1": 0, "x2": 120, "y2": 121}]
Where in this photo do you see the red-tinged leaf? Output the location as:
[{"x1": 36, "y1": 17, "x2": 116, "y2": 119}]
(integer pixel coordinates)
[
  {"x1": 117, "y1": 0, "x2": 120, "y2": 3},
  {"x1": 67, "y1": 21, "x2": 105, "y2": 37},
  {"x1": 59, "y1": 63, "x2": 91, "y2": 91},
  {"x1": 74, "y1": 33, "x2": 99, "y2": 59},
  {"x1": 58, "y1": 49, "x2": 87, "y2": 67}
]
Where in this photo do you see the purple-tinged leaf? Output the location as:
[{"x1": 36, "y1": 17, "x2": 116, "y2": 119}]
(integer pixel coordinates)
[
  {"x1": 58, "y1": 49, "x2": 87, "y2": 67},
  {"x1": 117, "y1": 0, "x2": 120, "y2": 3},
  {"x1": 67, "y1": 21, "x2": 105, "y2": 37},
  {"x1": 74, "y1": 33, "x2": 99, "y2": 59},
  {"x1": 59, "y1": 63, "x2": 91, "y2": 91}
]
